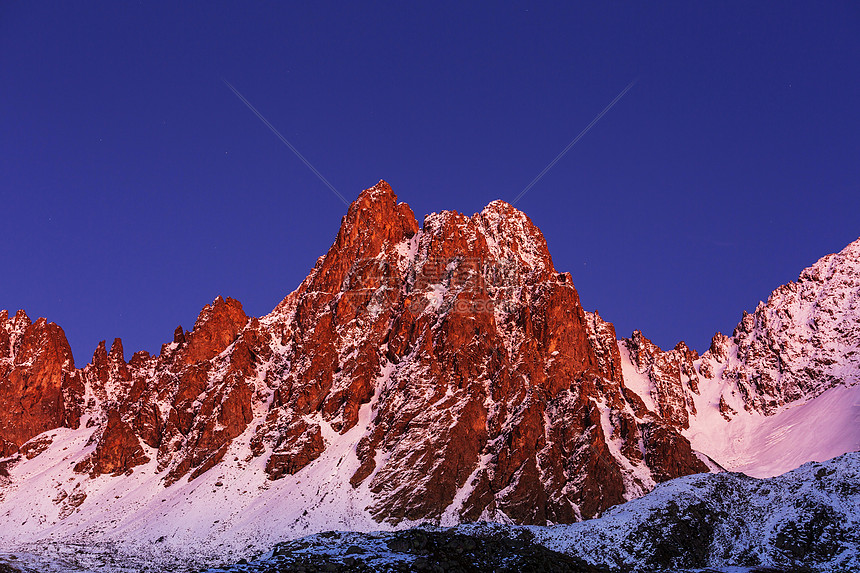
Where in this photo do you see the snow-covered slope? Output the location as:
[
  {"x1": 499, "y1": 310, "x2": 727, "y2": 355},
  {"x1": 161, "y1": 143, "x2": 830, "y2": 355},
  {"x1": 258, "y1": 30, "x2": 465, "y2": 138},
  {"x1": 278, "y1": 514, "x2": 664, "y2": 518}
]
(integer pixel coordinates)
[
  {"x1": 685, "y1": 372, "x2": 860, "y2": 477},
  {"x1": 688, "y1": 239, "x2": 860, "y2": 476},
  {"x1": 619, "y1": 338, "x2": 860, "y2": 478},
  {"x1": 705, "y1": 237, "x2": 860, "y2": 414},
  {"x1": 0, "y1": 369, "x2": 403, "y2": 572}
]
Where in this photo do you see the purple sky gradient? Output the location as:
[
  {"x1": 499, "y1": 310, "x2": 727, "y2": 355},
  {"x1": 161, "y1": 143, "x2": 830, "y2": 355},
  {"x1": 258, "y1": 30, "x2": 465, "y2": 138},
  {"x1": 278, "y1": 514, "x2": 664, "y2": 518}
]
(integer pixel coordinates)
[{"x1": 2, "y1": 2, "x2": 859, "y2": 361}]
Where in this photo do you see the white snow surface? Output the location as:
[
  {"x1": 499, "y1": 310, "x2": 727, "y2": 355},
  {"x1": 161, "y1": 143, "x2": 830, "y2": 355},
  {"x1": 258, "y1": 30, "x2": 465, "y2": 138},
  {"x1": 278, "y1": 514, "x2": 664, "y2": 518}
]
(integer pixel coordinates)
[{"x1": 685, "y1": 374, "x2": 860, "y2": 477}]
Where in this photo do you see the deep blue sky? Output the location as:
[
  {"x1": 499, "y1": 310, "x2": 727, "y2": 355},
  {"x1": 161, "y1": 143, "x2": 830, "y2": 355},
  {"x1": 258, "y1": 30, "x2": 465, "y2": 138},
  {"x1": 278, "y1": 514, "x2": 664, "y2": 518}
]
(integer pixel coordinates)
[{"x1": 2, "y1": 2, "x2": 859, "y2": 363}]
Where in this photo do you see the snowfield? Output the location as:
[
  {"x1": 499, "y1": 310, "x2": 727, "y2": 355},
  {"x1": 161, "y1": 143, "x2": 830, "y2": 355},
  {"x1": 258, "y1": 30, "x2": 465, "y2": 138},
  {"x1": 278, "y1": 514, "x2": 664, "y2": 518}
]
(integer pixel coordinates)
[
  {"x1": 685, "y1": 380, "x2": 860, "y2": 478},
  {"x1": 0, "y1": 383, "x2": 408, "y2": 572}
]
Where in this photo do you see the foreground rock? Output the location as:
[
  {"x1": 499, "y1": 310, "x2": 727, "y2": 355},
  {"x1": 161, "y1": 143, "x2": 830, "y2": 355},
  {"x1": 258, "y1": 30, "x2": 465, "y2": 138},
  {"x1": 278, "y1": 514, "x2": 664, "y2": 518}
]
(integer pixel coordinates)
[
  {"x1": 533, "y1": 452, "x2": 860, "y2": 573},
  {"x1": 201, "y1": 526, "x2": 610, "y2": 573}
]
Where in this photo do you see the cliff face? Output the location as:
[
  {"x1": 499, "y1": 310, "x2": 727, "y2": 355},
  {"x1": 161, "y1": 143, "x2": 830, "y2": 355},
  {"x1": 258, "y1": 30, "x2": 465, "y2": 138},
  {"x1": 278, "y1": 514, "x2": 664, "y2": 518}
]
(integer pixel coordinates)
[
  {"x1": 255, "y1": 183, "x2": 706, "y2": 523},
  {"x1": 1, "y1": 181, "x2": 855, "y2": 534},
  {"x1": 0, "y1": 310, "x2": 82, "y2": 457}
]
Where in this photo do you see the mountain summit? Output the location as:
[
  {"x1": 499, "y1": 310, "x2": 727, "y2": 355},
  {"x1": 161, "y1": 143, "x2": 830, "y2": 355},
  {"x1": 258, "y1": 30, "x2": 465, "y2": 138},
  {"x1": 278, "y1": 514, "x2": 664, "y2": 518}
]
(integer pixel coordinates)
[{"x1": 0, "y1": 182, "x2": 857, "y2": 569}]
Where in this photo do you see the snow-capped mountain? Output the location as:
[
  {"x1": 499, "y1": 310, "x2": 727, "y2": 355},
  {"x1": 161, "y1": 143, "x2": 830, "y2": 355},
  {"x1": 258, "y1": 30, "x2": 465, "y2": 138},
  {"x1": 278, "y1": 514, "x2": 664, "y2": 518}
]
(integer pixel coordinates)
[
  {"x1": 618, "y1": 236, "x2": 860, "y2": 477},
  {"x1": 0, "y1": 181, "x2": 857, "y2": 571}
]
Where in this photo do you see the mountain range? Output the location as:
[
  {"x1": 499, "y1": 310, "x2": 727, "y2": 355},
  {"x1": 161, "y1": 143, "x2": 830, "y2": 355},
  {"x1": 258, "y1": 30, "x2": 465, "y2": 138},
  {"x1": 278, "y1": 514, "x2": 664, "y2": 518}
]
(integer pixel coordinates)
[{"x1": 1, "y1": 181, "x2": 857, "y2": 572}]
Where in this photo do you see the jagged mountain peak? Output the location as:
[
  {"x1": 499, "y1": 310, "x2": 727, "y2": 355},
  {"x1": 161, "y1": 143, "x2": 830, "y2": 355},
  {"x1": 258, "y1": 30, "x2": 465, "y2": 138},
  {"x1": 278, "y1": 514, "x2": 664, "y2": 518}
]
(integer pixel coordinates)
[
  {"x1": 798, "y1": 235, "x2": 860, "y2": 284},
  {"x1": 285, "y1": 182, "x2": 557, "y2": 318},
  {"x1": 342, "y1": 179, "x2": 417, "y2": 237},
  {"x1": 304, "y1": 183, "x2": 558, "y2": 297},
  {"x1": 1, "y1": 183, "x2": 858, "y2": 571},
  {"x1": 362, "y1": 178, "x2": 396, "y2": 198},
  {"x1": 0, "y1": 181, "x2": 711, "y2": 530},
  {"x1": 190, "y1": 295, "x2": 246, "y2": 332},
  {"x1": 474, "y1": 199, "x2": 555, "y2": 278},
  {"x1": 108, "y1": 337, "x2": 125, "y2": 362},
  {"x1": 5, "y1": 308, "x2": 31, "y2": 325},
  {"x1": 416, "y1": 198, "x2": 555, "y2": 285},
  {"x1": 299, "y1": 181, "x2": 419, "y2": 299}
]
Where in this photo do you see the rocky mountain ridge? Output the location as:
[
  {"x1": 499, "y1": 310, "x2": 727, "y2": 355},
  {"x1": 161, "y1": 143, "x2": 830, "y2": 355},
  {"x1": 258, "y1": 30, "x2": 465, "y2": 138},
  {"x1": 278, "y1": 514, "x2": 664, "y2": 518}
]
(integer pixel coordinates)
[
  {"x1": 699, "y1": 236, "x2": 860, "y2": 413},
  {"x1": 614, "y1": 235, "x2": 860, "y2": 476},
  {"x1": 0, "y1": 181, "x2": 858, "y2": 567}
]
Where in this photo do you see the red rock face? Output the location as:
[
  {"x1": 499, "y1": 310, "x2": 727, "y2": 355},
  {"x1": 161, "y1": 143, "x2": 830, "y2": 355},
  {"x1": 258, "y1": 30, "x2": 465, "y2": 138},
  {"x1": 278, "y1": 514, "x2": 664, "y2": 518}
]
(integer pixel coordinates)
[
  {"x1": 1, "y1": 180, "x2": 715, "y2": 526},
  {"x1": 0, "y1": 311, "x2": 82, "y2": 456},
  {"x1": 180, "y1": 296, "x2": 249, "y2": 365},
  {"x1": 264, "y1": 419, "x2": 325, "y2": 480},
  {"x1": 75, "y1": 411, "x2": 149, "y2": 476},
  {"x1": 64, "y1": 296, "x2": 256, "y2": 482},
  {"x1": 249, "y1": 183, "x2": 708, "y2": 523},
  {"x1": 640, "y1": 422, "x2": 707, "y2": 482}
]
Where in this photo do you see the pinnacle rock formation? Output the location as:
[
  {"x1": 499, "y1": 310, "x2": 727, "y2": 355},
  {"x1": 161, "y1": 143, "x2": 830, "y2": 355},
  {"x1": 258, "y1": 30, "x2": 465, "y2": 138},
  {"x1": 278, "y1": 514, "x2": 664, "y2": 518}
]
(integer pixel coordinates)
[{"x1": 0, "y1": 310, "x2": 82, "y2": 457}]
